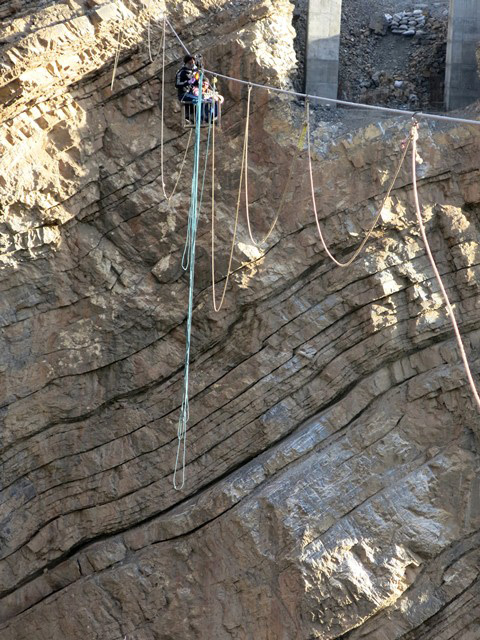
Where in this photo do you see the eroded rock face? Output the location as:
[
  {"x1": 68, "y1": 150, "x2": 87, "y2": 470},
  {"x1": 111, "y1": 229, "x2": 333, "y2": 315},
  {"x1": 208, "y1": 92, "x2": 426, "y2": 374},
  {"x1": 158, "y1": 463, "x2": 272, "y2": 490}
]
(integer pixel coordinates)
[{"x1": 1, "y1": 2, "x2": 480, "y2": 639}]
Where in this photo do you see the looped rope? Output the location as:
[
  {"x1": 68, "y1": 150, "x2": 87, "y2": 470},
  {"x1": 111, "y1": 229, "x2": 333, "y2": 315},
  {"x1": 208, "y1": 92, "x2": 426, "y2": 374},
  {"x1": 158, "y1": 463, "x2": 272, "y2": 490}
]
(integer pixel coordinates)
[
  {"x1": 110, "y1": 1, "x2": 124, "y2": 91},
  {"x1": 159, "y1": 15, "x2": 192, "y2": 204},
  {"x1": 244, "y1": 88, "x2": 308, "y2": 247},
  {"x1": 306, "y1": 98, "x2": 412, "y2": 268},
  {"x1": 410, "y1": 121, "x2": 480, "y2": 411},
  {"x1": 211, "y1": 84, "x2": 252, "y2": 312},
  {"x1": 160, "y1": 15, "x2": 168, "y2": 200}
]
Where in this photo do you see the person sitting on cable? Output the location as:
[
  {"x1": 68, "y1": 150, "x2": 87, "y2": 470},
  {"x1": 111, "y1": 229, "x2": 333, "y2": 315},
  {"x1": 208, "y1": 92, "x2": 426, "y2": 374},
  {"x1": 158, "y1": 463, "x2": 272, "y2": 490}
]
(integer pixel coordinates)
[
  {"x1": 175, "y1": 54, "x2": 198, "y2": 121},
  {"x1": 195, "y1": 77, "x2": 224, "y2": 121}
]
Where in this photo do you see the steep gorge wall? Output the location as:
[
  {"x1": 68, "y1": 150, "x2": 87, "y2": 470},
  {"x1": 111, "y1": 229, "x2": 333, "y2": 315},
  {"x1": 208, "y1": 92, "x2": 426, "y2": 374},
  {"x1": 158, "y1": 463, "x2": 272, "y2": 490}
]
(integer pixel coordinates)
[{"x1": 1, "y1": 2, "x2": 480, "y2": 639}]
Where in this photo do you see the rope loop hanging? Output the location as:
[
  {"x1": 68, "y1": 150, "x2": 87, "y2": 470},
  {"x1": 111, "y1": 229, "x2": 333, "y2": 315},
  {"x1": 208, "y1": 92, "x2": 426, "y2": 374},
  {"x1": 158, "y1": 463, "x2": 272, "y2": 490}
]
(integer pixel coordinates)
[
  {"x1": 306, "y1": 98, "x2": 412, "y2": 268},
  {"x1": 160, "y1": 14, "x2": 168, "y2": 200},
  {"x1": 110, "y1": 0, "x2": 125, "y2": 91},
  {"x1": 244, "y1": 90, "x2": 308, "y2": 247},
  {"x1": 158, "y1": 15, "x2": 192, "y2": 205},
  {"x1": 210, "y1": 83, "x2": 252, "y2": 312}
]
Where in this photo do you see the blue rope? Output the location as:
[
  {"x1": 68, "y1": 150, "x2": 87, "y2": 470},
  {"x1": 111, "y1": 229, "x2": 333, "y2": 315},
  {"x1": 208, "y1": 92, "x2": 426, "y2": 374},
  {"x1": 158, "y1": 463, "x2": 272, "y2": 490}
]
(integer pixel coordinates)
[
  {"x1": 181, "y1": 96, "x2": 213, "y2": 271},
  {"x1": 174, "y1": 72, "x2": 204, "y2": 490}
]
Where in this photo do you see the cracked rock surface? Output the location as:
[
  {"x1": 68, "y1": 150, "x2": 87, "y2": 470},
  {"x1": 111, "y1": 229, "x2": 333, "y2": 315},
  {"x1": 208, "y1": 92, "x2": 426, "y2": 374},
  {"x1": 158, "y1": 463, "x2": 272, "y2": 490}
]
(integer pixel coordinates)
[{"x1": 1, "y1": 1, "x2": 480, "y2": 639}]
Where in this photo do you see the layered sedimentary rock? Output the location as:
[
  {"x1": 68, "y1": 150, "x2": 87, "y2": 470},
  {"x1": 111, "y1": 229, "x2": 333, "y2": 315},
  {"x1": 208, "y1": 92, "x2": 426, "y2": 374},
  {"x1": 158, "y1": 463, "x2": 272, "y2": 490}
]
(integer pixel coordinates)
[{"x1": 1, "y1": 2, "x2": 480, "y2": 639}]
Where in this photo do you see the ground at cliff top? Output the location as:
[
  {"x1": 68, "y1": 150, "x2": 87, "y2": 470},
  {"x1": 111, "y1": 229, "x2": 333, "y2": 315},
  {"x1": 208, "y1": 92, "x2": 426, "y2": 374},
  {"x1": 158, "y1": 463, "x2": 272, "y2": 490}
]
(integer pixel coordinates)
[
  {"x1": 292, "y1": 0, "x2": 449, "y2": 109},
  {"x1": 338, "y1": 0, "x2": 450, "y2": 109}
]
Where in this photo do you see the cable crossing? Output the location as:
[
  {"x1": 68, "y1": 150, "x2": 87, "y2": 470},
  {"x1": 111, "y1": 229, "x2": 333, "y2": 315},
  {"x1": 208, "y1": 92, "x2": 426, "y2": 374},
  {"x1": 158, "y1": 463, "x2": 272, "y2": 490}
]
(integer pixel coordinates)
[
  {"x1": 163, "y1": 15, "x2": 480, "y2": 128},
  {"x1": 149, "y1": 11, "x2": 480, "y2": 487}
]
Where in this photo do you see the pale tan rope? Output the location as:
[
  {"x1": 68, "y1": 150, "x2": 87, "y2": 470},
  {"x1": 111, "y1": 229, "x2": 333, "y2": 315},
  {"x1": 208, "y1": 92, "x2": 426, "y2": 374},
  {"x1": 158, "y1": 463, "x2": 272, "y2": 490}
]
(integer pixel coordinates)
[
  {"x1": 306, "y1": 99, "x2": 412, "y2": 268},
  {"x1": 110, "y1": 2, "x2": 124, "y2": 91},
  {"x1": 147, "y1": 0, "x2": 154, "y2": 63},
  {"x1": 167, "y1": 130, "x2": 193, "y2": 200},
  {"x1": 411, "y1": 122, "x2": 480, "y2": 410},
  {"x1": 155, "y1": 15, "x2": 192, "y2": 201},
  {"x1": 211, "y1": 86, "x2": 252, "y2": 312},
  {"x1": 244, "y1": 95, "x2": 308, "y2": 246},
  {"x1": 146, "y1": 0, "x2": 165, "y2": 63},
  {"x1": 160, "y1": 15, "x2": 168, "y2": 199}
]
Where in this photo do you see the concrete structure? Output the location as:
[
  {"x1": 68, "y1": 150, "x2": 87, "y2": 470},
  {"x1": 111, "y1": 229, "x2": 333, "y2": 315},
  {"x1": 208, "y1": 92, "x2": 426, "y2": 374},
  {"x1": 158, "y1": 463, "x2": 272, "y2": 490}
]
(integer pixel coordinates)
[
  {"x1": 305, "y1": 0, "x2": 342, "y2": 99},
  {"x1": 305, "y1": 0, "x2": 480, "y2": 109},
  {"x1": 444, "y1": 0, "x2": 480, "y2": 110}
]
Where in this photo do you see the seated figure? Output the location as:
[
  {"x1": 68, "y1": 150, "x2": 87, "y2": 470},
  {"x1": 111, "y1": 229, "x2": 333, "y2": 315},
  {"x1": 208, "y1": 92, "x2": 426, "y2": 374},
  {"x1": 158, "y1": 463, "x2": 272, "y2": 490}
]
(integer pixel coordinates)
[
  {"x1": 191, "y1": 77, "x2": 224, "y2": 122},
  {"x1": 175, "y1": 54, "x2": 198, "y2": 122}
]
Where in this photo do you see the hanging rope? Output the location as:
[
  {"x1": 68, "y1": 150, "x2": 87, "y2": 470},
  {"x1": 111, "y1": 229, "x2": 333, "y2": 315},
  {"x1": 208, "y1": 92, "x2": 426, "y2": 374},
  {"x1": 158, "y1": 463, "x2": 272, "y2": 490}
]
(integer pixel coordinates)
[
  {"x1": 244, "y1": 91, "x2": 308, "y2": 246},
  {"x1": 110, "y1": 4, "x2": 124, "y2": 91},
  {"x1": 146, "y1": 0, "x2": 155, "y2": 63},
  {"x1": 198, "y1": 110, "x2": 215, "y2": 216},
  {"x1": 160, "y1": 15, "x2": 168, "y2": 199},
  {"x1": 147, "y1": 5, "x2": 165, "y2": 62},
  {"x1": 157, "y1": 14, "x2": 192, "y2": 202},
  {"x1": 210, "y1": 85, "x2": 252, "y2": 312},
  {"x1": 411, "y1": 121, "x2": 480, "y2": 411},
  {"x1": 174, "y1": 73, "x2": 204, "y2": 490},
  {"x1": 182, "y1": 101, "x2": 213, "y2": 271},
  {"x1": 306, "y1": 99, "x2": 412, "y2": 268}
]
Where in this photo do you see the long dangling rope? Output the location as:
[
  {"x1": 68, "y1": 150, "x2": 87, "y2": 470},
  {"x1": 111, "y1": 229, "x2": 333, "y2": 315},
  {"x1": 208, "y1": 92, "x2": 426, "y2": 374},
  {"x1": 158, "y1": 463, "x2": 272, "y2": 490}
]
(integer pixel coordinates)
[
  {"x1": 160, "y1": 15, "x2": 168, "y2": 199},
  {"x1": 306, "y1": 99, "x2": 413, "y2": 268},
  {"x1": 411, "y1": 121, "x2": 480, "y2": 411},
  {"x1": 210, "y1": 85, "x2": 252, "y2": 312},
  {"x1": 174, "y1": 73, "x2": 204, "y2": 490}
]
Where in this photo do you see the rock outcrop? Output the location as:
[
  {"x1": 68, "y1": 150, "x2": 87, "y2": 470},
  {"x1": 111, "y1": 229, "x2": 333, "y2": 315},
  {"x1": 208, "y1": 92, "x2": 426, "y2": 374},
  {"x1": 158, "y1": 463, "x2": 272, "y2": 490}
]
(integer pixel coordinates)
[{"x1": 1, "y1": 1, "x2": 480, "y2": 639}]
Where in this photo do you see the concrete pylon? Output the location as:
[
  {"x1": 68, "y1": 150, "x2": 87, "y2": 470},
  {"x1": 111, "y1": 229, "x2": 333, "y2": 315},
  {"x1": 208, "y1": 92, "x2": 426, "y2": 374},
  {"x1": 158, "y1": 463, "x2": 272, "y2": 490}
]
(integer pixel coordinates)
[
  {"x1": 445, "y1": 0, "x2": 480, "y2": 110},
  {"x1": 305, "y1": 0, "x2": 342, "y2": 99}
]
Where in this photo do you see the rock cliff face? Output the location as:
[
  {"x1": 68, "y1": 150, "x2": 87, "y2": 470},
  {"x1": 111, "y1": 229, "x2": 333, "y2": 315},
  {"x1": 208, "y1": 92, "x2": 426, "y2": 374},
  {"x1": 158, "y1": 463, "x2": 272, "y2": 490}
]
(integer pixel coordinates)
[{"x1": 1, "y1": 2, "x2": 480, "y2": 639}]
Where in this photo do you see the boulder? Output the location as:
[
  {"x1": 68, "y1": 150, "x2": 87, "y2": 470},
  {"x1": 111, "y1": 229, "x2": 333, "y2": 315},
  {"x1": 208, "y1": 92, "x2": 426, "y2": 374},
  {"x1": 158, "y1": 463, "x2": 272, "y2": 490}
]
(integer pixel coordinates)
[{"x1": 369, "y1": 13, "x2": 389, "y2": 35}]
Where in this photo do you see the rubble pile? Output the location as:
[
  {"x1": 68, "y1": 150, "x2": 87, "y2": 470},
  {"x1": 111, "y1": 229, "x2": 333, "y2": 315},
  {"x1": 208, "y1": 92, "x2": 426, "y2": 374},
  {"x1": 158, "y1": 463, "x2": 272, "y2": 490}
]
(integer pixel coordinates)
[
  {"x1": 339, "y1": 0, "x2": 449, "y2": 110},
  {"x1": 388, "y1": 9, "x2": 427, "y2": 36}
]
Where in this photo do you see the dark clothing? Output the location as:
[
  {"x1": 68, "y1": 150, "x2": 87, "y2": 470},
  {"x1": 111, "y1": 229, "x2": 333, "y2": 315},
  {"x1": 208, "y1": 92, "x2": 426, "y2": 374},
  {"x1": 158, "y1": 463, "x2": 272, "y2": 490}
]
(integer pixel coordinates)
[
  {"x1": 180, "y1": 92, "x2": 199, "y2": 121},
  {"x1": 176, "y1": 64, "x2": 217, "y2": 123},
  {"x1": 180, "y1": 93, "x2": 212, "y2": 123},
  {"x1": 175, "y1": 65, "x2": 196, "y2": 100}
]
